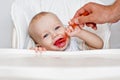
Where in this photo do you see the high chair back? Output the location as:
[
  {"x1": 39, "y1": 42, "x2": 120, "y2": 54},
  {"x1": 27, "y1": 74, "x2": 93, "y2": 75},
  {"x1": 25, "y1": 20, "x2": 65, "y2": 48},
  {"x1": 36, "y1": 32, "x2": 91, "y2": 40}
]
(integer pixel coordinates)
[{"x1": 11, "y1": 0, "x2": 111, "y2": 49}]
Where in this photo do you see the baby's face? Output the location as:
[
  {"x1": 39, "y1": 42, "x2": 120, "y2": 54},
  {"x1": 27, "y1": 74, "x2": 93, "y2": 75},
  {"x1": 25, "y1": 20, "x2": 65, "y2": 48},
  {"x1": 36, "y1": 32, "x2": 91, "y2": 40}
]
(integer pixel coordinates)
[{"x1": 35, "y1": 14, "x2": 70, "y2": 51}]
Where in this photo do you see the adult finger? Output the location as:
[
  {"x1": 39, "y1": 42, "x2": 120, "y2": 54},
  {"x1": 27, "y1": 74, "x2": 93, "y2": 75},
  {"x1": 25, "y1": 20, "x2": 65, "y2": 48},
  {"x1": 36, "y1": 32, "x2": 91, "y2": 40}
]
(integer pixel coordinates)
[{"x1": 86, "y1": 23, "x2": 97, "y2": 30}]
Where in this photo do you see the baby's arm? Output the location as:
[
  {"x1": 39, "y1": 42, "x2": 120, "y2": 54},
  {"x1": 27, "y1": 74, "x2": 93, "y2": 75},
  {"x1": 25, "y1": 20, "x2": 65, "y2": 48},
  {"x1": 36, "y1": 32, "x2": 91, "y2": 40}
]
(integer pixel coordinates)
[
  {"x1": 78, "y1": 29, "x2": 104, "y2": 49},
  {"x1": 76, "y1": 29, "x2": 103, "y2": 49},
  {"x1": 66, "y1": 25, "x2": 103, "y2": 49}
]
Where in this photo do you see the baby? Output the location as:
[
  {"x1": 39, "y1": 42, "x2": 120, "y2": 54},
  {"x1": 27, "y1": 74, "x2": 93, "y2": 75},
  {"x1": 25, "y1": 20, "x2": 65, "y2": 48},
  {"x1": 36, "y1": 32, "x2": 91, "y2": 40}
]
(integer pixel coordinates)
[{"x1": 28, "y1": 12, "x2": 103, "y2": 51}]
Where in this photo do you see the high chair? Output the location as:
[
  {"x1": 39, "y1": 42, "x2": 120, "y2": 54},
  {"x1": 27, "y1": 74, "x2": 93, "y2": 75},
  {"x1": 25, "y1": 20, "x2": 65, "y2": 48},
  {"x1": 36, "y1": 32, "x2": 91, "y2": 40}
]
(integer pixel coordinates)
[
  {"x1": 11, "y1": 0, "x2": 111, "y2": 49},
  {"x1": 8, "y1": 1, "x2": 120, "y2": 79}
]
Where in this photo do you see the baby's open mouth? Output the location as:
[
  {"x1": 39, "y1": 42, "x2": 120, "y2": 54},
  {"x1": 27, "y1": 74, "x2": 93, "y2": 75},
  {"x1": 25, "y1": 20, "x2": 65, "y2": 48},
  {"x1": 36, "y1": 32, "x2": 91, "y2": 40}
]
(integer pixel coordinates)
[{"x1": 54, "y1": 38, "x2": 66, "y2": 48}]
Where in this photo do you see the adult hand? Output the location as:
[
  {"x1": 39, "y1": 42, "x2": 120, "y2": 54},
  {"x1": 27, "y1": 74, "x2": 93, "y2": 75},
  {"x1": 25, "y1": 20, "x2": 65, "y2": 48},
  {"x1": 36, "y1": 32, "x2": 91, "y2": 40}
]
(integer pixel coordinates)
[
  {"x1": 70, "y1": 10, "x2": 97, "y2": 30},
  {"x1": 71, "y1": 1, "x2": 120, "y2": 28}
]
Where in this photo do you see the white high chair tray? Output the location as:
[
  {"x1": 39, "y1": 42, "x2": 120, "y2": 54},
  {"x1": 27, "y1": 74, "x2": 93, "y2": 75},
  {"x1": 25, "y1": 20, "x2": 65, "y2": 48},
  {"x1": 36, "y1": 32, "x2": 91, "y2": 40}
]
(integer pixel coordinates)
[{"x1": 0, "y1": 49, "x2": 120, "y2": 80}]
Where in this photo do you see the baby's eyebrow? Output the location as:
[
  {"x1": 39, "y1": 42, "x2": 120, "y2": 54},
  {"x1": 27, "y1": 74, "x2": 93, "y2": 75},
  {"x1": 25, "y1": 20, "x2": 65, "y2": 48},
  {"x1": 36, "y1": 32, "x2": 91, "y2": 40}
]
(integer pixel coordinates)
[{"x1": 41, "y1": 31, "x2": 49, "y2": 36}]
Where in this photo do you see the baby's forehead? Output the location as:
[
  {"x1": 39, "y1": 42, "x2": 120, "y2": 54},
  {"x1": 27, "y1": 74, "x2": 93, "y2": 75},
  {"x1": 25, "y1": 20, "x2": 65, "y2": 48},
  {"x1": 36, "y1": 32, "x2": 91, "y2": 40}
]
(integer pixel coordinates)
[
  {"x1": 32, "y1": 12, "x2": 56, "y2": 21},
  {"x1": 44, "y1": 13, "x2": 58, "y2": 20},
  {"x1": 31, "y1": 12, "x2": 63, "y2": 29},
  {"x1": 35, "y1": 13, "x2": 58, "y2": 23}
]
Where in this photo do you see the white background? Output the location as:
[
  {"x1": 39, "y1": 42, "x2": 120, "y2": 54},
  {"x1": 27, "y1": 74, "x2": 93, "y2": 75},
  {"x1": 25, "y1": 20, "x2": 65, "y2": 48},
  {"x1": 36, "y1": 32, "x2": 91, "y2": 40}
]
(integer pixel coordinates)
[
  {"x1": 0, "y1": 0, "x2": 14, "y2": 48},
  {"x1": 0, "y1": 0, "x2": 120, "y2": 48}
]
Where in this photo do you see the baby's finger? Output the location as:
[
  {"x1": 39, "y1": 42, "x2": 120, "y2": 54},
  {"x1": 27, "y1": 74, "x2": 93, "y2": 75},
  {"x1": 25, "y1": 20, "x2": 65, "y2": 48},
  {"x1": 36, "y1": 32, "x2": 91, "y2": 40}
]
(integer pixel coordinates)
[
  {"x1": 65, "y1": 28, "x2": 73, "y2": 36},
  {"x1": 78, "y1": 24, "x2": 84, "y2": 29},
  {"x1": 42, "y1": 47, "x2": 47, "y2": 51},
  {"x1": 34, "y1": 47, "x2": 39, "y2": 53},
  {"x1": 65, "y1": 28, "x2": 71, "y2": 35}
]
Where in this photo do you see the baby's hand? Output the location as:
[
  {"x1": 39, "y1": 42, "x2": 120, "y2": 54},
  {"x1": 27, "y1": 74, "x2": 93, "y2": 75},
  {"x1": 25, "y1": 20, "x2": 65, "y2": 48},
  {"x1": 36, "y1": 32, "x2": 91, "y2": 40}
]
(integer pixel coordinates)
[
  {"x1": 65, "y1": 25, "x2": 82, "y2": 37},
  {"x1": 30, "y1": 46, "x2": 46, "y2": 53},
  {"x1": 69, "y1": 21, "x2": 83, "y2": 29}
]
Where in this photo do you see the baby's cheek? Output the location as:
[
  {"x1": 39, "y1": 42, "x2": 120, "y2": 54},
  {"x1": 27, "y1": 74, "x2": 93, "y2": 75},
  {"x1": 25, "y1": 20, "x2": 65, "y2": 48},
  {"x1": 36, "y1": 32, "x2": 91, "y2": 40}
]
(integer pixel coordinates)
[
  {"x1": 43, "y1": 39, "x2": 55, "y2": 50},
  {"x1": 44, "y1": 38, "x2": 52, "y2": 44},
  {"x1": 58, "y1": 29, "x2": 66, "y2": 35},
  {"x1": 40, "y1": 37, "x2": 51, "y2": 45}
]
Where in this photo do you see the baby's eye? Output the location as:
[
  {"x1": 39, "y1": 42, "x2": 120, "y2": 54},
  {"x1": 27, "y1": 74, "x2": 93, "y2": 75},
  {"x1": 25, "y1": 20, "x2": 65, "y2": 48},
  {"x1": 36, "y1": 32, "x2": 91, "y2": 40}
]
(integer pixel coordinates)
[
  {"x1": 43, "y1": 34, "x2": 49, "y2": 38},
  {"x1": 55, "y1": 26, "x2": 60, "y2": 30}
]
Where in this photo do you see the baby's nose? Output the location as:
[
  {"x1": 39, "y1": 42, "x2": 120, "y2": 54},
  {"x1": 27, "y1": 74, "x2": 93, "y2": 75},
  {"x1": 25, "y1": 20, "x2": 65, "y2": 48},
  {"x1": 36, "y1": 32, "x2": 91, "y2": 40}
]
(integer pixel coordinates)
[{"x1": 51, "y1": 32, "x2": 57, "y2": 38}]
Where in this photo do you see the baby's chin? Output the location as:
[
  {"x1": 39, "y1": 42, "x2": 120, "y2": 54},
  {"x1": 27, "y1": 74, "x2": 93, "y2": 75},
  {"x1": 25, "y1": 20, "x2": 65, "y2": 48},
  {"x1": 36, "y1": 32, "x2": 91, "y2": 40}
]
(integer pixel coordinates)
[
  {"x1": 46, "y1": 45, "x2": 67, "y2": 51},
  {"x1": 56, "y1": 45, "x2": 68, "y2": 51}
]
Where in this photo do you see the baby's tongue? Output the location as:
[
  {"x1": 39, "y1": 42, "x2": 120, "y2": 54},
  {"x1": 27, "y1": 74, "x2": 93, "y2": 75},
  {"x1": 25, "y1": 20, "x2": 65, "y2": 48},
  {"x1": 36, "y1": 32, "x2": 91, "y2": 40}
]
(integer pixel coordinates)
[{"x1": 54, "y1": 38, "x2": 66, "y2": 48}]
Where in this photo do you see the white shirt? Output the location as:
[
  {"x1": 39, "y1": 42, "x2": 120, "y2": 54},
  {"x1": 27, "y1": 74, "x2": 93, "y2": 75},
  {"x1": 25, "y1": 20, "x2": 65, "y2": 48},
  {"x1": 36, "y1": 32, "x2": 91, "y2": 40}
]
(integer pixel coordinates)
[{"x1": 65, "y1": 37, "x2": 80, "y2": 51}]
